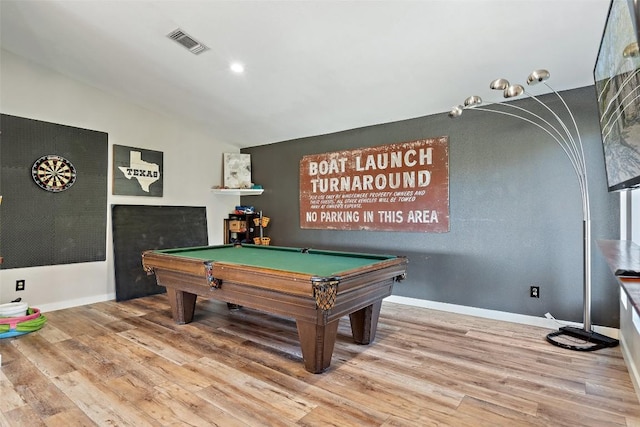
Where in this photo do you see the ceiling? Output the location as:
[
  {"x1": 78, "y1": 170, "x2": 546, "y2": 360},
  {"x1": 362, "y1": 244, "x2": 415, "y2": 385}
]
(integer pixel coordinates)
[{"x1": 0, "y1": 0, "x2": 612, "y2": 148}]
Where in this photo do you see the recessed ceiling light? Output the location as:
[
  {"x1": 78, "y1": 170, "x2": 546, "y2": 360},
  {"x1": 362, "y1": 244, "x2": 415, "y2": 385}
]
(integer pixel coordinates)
[{"x1": 230, "y1": 62, "x2": 245, "y2": 73}]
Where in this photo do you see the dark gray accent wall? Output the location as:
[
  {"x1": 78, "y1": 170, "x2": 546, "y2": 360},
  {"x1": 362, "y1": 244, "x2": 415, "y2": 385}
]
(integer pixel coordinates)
[{"x1": 242, "y1": 86, "x2": 621, "y2": 327}]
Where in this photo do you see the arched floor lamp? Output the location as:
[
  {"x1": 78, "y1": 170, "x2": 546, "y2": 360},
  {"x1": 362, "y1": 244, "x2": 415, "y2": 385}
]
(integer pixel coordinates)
[{"x1": 449, "y1": 69, "x2": 619, "y2": 351}]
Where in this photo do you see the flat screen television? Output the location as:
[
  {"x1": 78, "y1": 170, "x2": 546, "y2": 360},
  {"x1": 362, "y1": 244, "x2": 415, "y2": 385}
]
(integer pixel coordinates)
[{"x1": 594, "y1": 0, "x2": 640, "y2": 191}]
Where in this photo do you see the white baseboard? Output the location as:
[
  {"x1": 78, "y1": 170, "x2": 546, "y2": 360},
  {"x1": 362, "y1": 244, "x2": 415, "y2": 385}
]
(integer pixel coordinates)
[
  {"x1": 384, "y1": 295, "x2": 619, "y2": 339},
  {"x1": 37, "y1": 293, "x2": 116, "y2": 313}
]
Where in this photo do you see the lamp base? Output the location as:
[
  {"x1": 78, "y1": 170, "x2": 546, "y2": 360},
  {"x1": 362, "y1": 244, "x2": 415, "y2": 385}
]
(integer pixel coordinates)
[{"x1": 546, "y1": 326, "x2": 619, "y2": 352}]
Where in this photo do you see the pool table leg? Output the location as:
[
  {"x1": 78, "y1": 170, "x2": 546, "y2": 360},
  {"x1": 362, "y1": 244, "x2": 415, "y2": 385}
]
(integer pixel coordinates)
[
  {"x1": 349, "y1": 300, "x2": 382, "y2": 344},
  {"x1": 166, "y1": 287, "x2": 197, "y2": 324},
  {"x1": 295, "y1": 319, "x2": 340, "y2": 374}
]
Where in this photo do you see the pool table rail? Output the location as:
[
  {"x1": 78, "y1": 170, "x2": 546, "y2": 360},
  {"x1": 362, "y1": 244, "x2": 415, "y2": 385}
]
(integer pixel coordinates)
[{"x1": 143, "y1": 250, "x2": 407, "y2": 310}]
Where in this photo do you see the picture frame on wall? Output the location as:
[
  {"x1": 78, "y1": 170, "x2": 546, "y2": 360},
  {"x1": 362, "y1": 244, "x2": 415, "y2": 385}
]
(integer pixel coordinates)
[
  {"x1": 113, "y1": 145, "x2": 163, "y2": 196},
  {"x1": 223, "y1": 153, "x2": 252, "y2": 189}
]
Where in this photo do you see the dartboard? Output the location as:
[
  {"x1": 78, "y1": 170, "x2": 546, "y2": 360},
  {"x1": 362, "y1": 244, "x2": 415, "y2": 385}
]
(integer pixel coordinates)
[{"x1": 31, "y1": 155, "x2": 77, "y2": 192}]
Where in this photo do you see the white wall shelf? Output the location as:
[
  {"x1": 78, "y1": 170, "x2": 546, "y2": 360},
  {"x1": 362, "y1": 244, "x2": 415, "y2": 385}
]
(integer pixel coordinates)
[{"x1": 211, "y1": 188, "x2": 264, "y2": 196}]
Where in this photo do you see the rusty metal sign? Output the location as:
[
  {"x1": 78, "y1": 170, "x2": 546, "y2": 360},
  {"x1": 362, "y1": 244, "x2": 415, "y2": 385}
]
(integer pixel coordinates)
[{"x1": 299, "y1": 137, "x2": 449, "y2": 232}]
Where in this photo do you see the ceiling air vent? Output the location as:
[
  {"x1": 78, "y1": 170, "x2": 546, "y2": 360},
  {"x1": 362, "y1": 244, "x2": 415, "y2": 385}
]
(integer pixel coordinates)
[{"x1": 167, "y1": 28, "x2": 208, "y2": 55}]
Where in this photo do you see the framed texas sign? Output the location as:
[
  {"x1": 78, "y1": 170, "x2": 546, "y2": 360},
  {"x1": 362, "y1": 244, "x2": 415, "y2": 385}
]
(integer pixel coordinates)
[
  {"x1": 299, "y1": 137, "x2": 449, "y2": 232},
  {"x1": 113, "y1": 145, "x2": 163, "y2": 197}
]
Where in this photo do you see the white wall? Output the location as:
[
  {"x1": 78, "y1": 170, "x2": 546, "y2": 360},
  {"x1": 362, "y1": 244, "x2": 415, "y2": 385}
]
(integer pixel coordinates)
[
  {"x1": 620, "y1": 190, "x2": 640, "y2": 244},
  {"x1": 0, "y1": 49, "x2": 241, "y2": 311},
  {"x1": 632, "y1": 191, "x2": 640, "y2": 244}
]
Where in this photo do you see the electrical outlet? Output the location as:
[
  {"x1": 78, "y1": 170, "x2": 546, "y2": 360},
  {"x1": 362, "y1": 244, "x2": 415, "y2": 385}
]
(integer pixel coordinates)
[
  {"x1": 16, "y1": 279, "x2": 25, "y2": 291},
  {"x1": 530, "y1": 285, "x2": 539, "y2": 298}
]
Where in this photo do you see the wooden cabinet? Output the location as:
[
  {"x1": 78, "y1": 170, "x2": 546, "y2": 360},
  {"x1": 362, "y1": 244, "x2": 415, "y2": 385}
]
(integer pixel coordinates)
[
  {"x1": 223, "y1": 212, "x2": 270, "y2": 245},
  {"x1": 224, "y1": 213, "x2": 257, "y2": 244},
  {"x1": 597, "y1": 239, "x2": 640, "y2": 403},
  {"x1": 619, "y1": 285, "x2": 640, "y2": 403}
]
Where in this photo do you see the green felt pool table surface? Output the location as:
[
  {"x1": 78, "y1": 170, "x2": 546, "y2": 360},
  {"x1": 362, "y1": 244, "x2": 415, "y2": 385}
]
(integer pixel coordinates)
[{"x1": 152, "y1": 244, "x2": 400, "y2": 278}]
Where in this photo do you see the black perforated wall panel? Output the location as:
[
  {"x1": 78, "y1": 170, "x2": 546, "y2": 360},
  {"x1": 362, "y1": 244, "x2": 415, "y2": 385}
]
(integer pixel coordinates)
[
  {"x1": 112, "y1": 205, "x2": 208, "y2": 301},
  {"x1": 0, "y1": 114, "x2": 108, "y2": 269}
]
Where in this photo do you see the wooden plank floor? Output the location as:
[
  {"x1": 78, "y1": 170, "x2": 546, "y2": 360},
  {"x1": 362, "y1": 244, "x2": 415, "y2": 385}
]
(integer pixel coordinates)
[{"x1": 1, "y1": 294, "x2": 639, "y2": 426}]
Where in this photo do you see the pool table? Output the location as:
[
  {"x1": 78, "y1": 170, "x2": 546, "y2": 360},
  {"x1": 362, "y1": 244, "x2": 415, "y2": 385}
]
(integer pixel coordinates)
[{"x1": 142, "y1": 244, "x2": 408, "y2": 373}]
